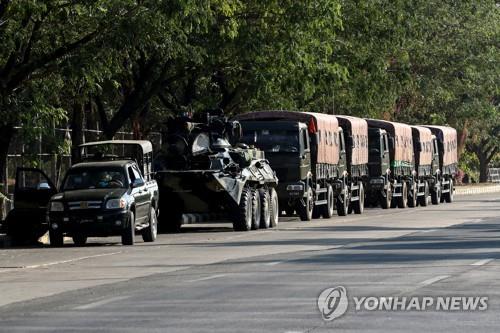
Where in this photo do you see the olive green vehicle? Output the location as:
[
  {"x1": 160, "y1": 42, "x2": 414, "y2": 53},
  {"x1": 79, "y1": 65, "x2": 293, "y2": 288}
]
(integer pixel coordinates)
[{"x1": 155, "y1": 114, "x2": 279, "y2": 232}]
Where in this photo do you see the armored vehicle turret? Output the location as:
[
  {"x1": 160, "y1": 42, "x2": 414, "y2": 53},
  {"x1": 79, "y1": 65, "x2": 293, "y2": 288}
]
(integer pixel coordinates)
[{"x1": 155, "y1": 113, "x2": 279, "y2": 232}]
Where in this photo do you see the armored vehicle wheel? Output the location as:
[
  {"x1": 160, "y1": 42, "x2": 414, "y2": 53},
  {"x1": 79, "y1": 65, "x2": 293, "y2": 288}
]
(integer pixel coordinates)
[
  {"x1": 408, "y1": 182, "x2": 417, "y2": 208},
  {"x1": 142, "y1": 206, "x2": 158, "y2": 242},
  {"x1": 251, "y1": 189, "x2": 261, "y2": 230},
  {"x1": 269, "y1": 188, "x2": 279, "y2": 228},
  {"x1": 158, "y1": 207, "x2": 182, "y2": 233},
  {"x1": 431, "y1": 184, "x2": 441, "y2": 205},
  {"x1": 336, "y1": 186, "x2": 349, "y2": 216},
  {"x1": 72, "y1": 234, "x2": 87, "y2": 246},
  {"x1": 122, "y1": 211, "x2": 135, "y2": 245},
  {"x1": 49, "y1": 229, "x2": 64, "y2": 247},
  {"x1": 444, "y1": 179, "x2": 454, "y2": 203},
  {"x1": 259, "y1": 188, "x2": 271, "y2": 229},
  {"x1": 321, "y1": 185, "x2": 334, "y2": 218},
  {"x1": 353, "y1": 182, "x2": 365, "y2": 214},
  {"x1": 298, "y1": 187, "x2": 314, "y2": 221},
  {"x1": 233, "y1": 188, "x2": 253, "y2": 231},
  {"x1": 380, "y1": 185, "x2": 392, "y2": 209},
  {"x1": 419, "y1": 181, "x2": 430, "y2": 207},
  {"x1": 312, "y1": 207, "x2": 321, "y2": 219},
  {"x1": 397, "y1": 182, "x2": 408, "y2": 208}
]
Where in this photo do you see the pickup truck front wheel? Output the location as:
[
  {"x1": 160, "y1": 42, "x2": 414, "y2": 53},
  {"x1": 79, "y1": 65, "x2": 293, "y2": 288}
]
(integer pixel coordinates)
[
  {"x1": 122, "y1": 211, "x2": 135, "y2": 246},
  {"x1": 142, "y1": 206, "x2": 158, "y2": 242}
]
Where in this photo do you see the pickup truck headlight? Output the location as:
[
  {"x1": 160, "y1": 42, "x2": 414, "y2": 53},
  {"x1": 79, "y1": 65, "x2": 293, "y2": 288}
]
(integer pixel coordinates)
[
  {"x1": 49, "y1": 201, "x2": 64, "y2": 212},
  {"x1": 106, "y1": 199, "x2": 126, "y2": 210}
]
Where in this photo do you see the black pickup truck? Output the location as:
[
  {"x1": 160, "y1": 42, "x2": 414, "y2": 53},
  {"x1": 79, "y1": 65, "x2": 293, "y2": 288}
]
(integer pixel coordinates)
[{"x1": 6, "y1": 140, "x2": 159, "y2": 246}]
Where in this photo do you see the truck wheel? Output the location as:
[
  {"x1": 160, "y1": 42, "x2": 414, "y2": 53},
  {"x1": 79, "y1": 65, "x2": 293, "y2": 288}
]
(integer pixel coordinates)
[
  {"x1": 419, "y1": 181, "x2": 430, "y2": 207},
  {"x1": 353, "y1": 182, "x2": 365, "y2": 214},
  {"x1": 298, "y1": 187, "x2": 314, "y2": 221},
  {"x1": 431, "y1": 184, "x2": 441, "y2": 205},
  {"x1": 251, "y1": 189, "x2": 261, "y2": 230},
  {"x1": 233, "y1": 188, "x2": 253, "y2": 231},
  {"x1": 336, "y1": 187, "x2": 349, "y2": 216},
  {"x1": 445, "y1": 179, "x2": 454, "y2": 203},
  {"x1": 122, "y1": 211, "x2": 135, "y2": 245},
  {"x1": 72, "y1": 234, "x2": 87, "y2": 246},
  {"x1": 49, "y1": 229, "x2": 64, "y2": 247},
  {"x1": 142, "y1": 206, "x2": 158, "y2": 242},
  {"x1": 397, "y1": 182, "x2": 408, "y2": 208},
  {"x1": 321, "y1": 184, "x2": 335, "y2": 218},
  {"x1": 380, "y1": 185, "x2": 392, "y2": 209},
  {"x1": 259, "y1": 188, "x2": 271, "y2": 229},
  {"x1": 269, "y1": 188, "x2": 279, "y2": 228},
  {"x1": 408, "y1": 182, "x2": 417, "y2": 208}
]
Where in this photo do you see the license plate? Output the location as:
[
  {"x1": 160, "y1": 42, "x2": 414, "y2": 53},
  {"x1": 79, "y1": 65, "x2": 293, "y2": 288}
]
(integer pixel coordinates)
[{"x1": 80, "y1": 202, "x2": 89, "y2": 209}]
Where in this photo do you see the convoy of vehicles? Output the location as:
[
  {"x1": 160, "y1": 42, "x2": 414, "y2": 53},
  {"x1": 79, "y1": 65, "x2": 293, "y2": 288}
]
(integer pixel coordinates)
[{"x1": 1, "y1": 111, "x2": 459, "y2": 246}]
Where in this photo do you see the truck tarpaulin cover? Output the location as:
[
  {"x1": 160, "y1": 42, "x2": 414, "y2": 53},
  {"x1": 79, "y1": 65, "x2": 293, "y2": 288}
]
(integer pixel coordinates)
[
  {"x1": 233, "y1": 111, "x2": 340, "y2": 165},
  {"x1": 424, "y1": 125, "x2": 458, "y2": 167},
  {"x1": 411, "y1": 126, "x2": 433, "y2": 167},
  {"x1": 366, "y1": 119, "x2": 414, "y2": 167},
  {"x1": 336, "y1": 116, "x2": 368, "y2": 166}
]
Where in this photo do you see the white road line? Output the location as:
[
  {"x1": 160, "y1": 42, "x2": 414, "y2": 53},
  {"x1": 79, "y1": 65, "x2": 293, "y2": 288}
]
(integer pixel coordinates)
[
  {"x1": 419, "y1": 275, "x2": 450, "y2": 286},
  {"x1": 188, "y1": 274, "x2": 226, "y2": 283},
  {"x1": 420, "y1": 229, "x2": 437, "y2": 233},
  {"x1": 471, "y1": 258, "x2": 494, "y2": 266},
  {"x1": 74, "y1": 296, "x2": 130, "y2": 310},
  {"x1": 23, "y1": 252, "x2": 122, "y2": 269},
  {"x1": 263, "y1": 261, "x2": 283, "y2": 266}
]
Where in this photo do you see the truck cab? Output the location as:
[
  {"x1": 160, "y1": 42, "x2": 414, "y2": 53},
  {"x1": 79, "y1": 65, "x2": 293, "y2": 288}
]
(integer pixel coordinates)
[{"x1": 367, "y1": 128, "x2": 390, "y2": 179}]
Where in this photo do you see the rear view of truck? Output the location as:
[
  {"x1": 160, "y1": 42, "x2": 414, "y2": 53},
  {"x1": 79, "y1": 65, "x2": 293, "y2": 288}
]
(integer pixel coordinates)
[{"x1": 410, "y1": 126, "x2": 438, "y2": 207}]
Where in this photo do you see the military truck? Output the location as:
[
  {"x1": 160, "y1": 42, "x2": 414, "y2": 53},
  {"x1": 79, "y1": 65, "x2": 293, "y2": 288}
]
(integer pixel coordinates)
[
  {"x1": 236, "y1": 111, "x2": 350, "y2": 220},
  {"x1": 410, "y1": 126, "x2": 439, "y2": 206},
  {"x1": 422, "y1": 125, "x2": 458, "y2": 203},
  {"x1": 155, "y1": 114, "x2": 279, "y2": 232},
  {"x1": 365, "y1": 119, "x2": 415, "y2": 209}
]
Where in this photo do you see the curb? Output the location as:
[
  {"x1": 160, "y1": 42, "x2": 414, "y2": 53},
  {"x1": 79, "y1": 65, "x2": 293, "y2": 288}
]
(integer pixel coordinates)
[{"x1": 455, "y1": 185, "x2": 500, "y2": 196}]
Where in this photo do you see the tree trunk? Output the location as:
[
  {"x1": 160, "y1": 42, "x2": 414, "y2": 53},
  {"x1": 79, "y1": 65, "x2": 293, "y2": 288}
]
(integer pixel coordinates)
[
  {"x1": 0, "y1": 124, "x2": 14, "y2": 193},
  {"x1": 70, "y1": 103, "x2": 85, "y2": 163},
  {"x1": 479, "y1": 155, "x2": 489, "y2": 183}
]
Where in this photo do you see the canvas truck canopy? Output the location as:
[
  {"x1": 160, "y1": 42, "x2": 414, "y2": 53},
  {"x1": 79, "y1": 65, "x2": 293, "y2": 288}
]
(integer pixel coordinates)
[
  {"x1": 423, "y1": 125, "x2": 458, "y2": 167},
  {"x1": 411, "y1": 126, "x2": 433, "y2": 167},
  {"x1": 336, "y1": 116, "x2": 368, "y2": 166},
  {"x1": 366, "y1": 119, "x2": 414, "y2": 167},
  {"x1": 234, "y1": 111, "x2": 340, "y2": 165}
]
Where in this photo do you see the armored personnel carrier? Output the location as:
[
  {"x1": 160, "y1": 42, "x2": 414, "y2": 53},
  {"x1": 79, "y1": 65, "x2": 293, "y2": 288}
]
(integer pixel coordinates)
[{"x1": 155, "y1": 113, "x2": 279, "y2": 232}]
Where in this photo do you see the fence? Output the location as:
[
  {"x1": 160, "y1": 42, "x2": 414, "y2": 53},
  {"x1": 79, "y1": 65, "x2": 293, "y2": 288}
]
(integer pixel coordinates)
[
  {"x1": 1, "y1": 126, "x2": 162, "y2": 199},
  {"x1": 489, "y1": 168, "x2": 500, "y2": 183}
]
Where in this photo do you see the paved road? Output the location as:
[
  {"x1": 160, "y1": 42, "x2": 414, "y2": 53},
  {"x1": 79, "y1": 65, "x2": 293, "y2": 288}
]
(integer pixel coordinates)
[{"x1": 0, "y1": 194, "x2": 499, "y2": 332}]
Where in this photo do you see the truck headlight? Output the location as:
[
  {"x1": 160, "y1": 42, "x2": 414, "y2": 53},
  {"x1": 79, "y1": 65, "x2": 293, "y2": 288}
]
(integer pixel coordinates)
[
  {"x1": 106, "y1": 199, "x2": 126, "y2": 210},
  {"x1": 50, "y1": 201, "x2": 64, "y2": 212},
  {"x1": 287, "y1": 184, "x2": 304, "y2": 191}
]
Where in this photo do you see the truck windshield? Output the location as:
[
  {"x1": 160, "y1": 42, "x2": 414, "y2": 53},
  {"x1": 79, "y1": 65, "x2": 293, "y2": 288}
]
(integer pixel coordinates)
[
  {"x1": 242, "y1": 129, "x2": 299, "y2": 153},
  {"x1": 63, "y1": 168, "x2": 127, "y2": 191}
]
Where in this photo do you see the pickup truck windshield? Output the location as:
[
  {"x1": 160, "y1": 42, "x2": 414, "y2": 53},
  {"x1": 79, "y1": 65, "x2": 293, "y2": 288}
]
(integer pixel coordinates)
[
  {"x1": 242, "y1": 129, "x2": 299, "y2": 153},
  {"x1": 63, "y1": 168, "x2": 127, "y2": 191}
]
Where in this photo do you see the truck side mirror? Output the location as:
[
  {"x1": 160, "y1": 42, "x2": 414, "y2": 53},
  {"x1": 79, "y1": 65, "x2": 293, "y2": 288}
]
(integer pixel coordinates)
[{"x1": 131, "y1": 178, "x2": 145, "y2": 188}]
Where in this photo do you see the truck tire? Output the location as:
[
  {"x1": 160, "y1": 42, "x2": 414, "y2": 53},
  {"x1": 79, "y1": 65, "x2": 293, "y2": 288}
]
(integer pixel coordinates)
[
  {"x1": 397, "y1": 182, "x2": 408, "y2": 208},
  {"x1": 259, "y1": 188, "x2": 271, "y2": 229},
  {"x1": 408, "y1": 182, "x2": 417, "y2": 208},
  {"x1": 336, "y1": 186, "x2": 349, "y2": 216},
  {"x1": 72, "y1": 234, "x2": 87, "y2": 246},
  {"x1": 444, "y1": 179, "x2": 454, "y2": 203},
  {"x1": 233, "y1": 188, "x2": 253, "y2": 231},
  {"x1": 269, "y1": 188, "x2": 279, "y2": 228},
  {"x1": 49, "y1": 229, "x2": 64, "y2": 247},
  {"x1": 321, "y1": 184, "x2": 335, "y2": 218},
  {"x1": 142, "y1": 206, "x2": 158, "y2": 242},
  {"x1": 431, "y1": 184, "x2": 441, "y2": 205},
  {"x1": 353, "y1": 182, "x2": 365, "y2": 214},
  {"x1": 251, "y1": 189, "x2": 261, "y2": 230},
  {"x1": 419, "y1": 181, "x2": 430, "y2": 207},
  {"x1": 380, "y1": 185, "x2": 392, "y2": 209},
  {"x1": 298, "y1": 187, "x2": 314, "y2": 221},
  {"x1": 122, "y1": 211, "x2": 135, "y2": 245}
]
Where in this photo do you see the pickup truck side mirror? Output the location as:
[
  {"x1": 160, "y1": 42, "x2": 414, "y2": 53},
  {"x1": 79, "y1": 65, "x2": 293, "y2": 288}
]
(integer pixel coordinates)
[{"x1": 131, "y1": 178, "x2": 145, "y2": 188}]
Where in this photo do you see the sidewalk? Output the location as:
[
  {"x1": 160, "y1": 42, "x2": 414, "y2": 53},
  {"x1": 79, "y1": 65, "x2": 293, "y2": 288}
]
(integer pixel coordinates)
[{"x1": 455, "y1": 184, "x2": 500, "y2": 196}]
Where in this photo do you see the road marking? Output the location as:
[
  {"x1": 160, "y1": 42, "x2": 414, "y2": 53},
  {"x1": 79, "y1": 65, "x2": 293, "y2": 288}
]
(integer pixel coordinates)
[
  {"x1": 419, "y1": 275, "x2": 450, "y2": 286},
  {"x1": 188, "y1": 274, "x2": 226, "y2": 283},
  {"x1": 74, "y1": 296, "x2": 130, "y2": 310},
  {"x1": 264, "y1": 261, "x2": 282, "y2": 266},
  {"x1": 420, "y1": 229, "x2": 436, "y2": 233},
  {"x1": 23, "y1": 252, "x2": 122, "y2": 269},
  {"x1": 471, "y1": 258, "x2": 494, "y2": 266}
]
